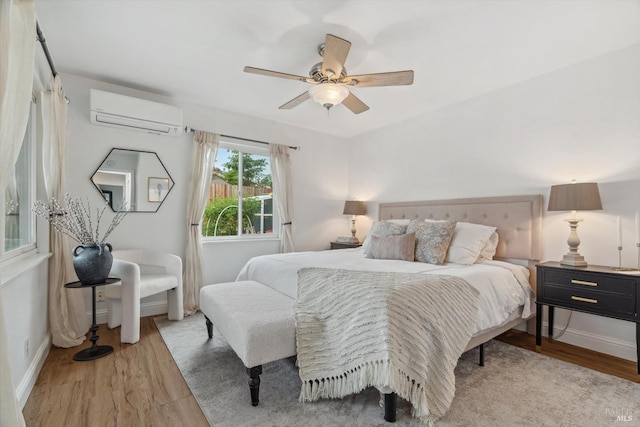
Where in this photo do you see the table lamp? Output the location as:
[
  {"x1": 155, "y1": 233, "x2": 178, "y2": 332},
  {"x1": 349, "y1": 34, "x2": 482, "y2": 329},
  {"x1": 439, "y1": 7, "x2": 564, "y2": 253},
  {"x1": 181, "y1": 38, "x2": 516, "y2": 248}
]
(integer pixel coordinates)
[
  {"x1": 548, "y1": 182, "x2": 602, "y2": 267},
  {"x1": 342, "y1": 200, "x2": 367, "y2": 244}
]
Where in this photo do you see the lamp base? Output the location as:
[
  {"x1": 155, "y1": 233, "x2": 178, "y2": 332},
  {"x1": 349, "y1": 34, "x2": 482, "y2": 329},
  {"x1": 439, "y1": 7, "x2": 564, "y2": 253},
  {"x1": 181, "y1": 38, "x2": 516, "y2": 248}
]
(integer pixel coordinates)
[
  {"x1": 560, "y1": 218, "x2": 587, "y2": 267},
  {"x1": 560, "y1": 252, "x2": 587, "y2": 267}
]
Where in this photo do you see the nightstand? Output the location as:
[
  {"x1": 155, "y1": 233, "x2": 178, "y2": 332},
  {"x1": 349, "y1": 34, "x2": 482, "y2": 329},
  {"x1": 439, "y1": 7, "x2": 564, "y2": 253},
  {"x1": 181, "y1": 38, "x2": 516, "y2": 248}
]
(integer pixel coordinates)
[
  {"x1": 330, "y1": 241, "x2": 362, "y2": 250},
  {"x1": 535, "y1": 261, "x2": 640, "y2": 374}
]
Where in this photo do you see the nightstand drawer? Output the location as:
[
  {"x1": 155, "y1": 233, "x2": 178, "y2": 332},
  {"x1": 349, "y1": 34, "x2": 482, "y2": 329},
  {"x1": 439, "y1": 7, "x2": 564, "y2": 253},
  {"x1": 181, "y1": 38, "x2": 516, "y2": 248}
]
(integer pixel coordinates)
[
  {"x1": 543, "y1": 269, "x2": 636, "y2": 297},
  {"x1": 543, "y1": 284, "x2": 635, "y2": 319}
]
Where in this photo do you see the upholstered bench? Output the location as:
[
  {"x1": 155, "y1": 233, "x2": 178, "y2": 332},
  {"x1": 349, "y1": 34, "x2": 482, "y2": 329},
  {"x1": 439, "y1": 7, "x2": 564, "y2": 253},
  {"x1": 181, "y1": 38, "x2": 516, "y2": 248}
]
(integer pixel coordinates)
[{"x1": 199, "y1": 280, "x2": 296, "y2": 406}]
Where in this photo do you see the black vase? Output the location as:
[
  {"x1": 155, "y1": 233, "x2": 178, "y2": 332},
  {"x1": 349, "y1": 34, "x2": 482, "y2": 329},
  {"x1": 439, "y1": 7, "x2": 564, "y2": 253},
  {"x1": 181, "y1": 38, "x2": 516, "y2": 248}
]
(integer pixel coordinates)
[{"x1": 72, "y1": 243, "x2": 113, "y2": 285}]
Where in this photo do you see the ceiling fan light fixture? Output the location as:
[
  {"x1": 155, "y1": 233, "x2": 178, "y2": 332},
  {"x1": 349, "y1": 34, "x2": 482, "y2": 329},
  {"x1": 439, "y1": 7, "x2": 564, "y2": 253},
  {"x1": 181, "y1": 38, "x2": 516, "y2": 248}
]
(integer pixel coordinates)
[{"x1": 308, "y1": 83, "x2": 349, "y2": 110}]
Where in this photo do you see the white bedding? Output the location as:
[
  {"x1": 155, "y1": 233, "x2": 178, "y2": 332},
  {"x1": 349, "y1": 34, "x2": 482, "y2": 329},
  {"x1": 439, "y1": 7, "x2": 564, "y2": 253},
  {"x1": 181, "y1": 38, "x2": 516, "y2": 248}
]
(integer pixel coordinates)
[{"x1": 236, "y1": 247, "x2": 533, "y2": 335}]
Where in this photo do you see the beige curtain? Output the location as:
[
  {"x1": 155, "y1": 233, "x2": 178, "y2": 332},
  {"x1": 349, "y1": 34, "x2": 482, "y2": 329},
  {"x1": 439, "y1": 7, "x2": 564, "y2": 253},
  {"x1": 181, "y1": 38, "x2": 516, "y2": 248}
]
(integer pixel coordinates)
[
  {"x1": 269, "y1": 144, "x2": 294, "y2": 253},
  {"x1": 0, "y1": 1, "x2": 34, "y2": 425},
  {"x1": 183, "y1": 130, "x2": 219, "y2": 315},
  {"x1": 41, "y1": 74, "x2": 90, "y2": 347}
]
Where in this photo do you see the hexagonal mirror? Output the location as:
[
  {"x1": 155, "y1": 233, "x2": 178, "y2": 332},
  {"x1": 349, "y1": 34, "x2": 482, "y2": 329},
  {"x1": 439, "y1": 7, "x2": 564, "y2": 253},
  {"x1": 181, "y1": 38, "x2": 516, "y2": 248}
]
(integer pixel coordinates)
[{"x1": 90, "y1": 148, "x2": 174, "y2": 213}]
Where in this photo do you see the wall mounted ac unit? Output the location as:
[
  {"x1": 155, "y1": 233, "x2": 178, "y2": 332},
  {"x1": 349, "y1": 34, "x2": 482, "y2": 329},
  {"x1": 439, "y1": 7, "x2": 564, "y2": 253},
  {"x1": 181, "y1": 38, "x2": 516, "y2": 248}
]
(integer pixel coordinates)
[{"x1": 90, "y1": 89, "x2": 183, "y2": 137}]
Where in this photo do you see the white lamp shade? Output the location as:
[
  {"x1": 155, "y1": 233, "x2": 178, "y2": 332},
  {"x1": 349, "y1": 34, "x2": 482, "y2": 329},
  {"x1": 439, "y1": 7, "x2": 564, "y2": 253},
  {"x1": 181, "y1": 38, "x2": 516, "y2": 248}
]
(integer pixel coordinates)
[{"x1": 308, "y1": 83, "x2": 349, "y2": 108}]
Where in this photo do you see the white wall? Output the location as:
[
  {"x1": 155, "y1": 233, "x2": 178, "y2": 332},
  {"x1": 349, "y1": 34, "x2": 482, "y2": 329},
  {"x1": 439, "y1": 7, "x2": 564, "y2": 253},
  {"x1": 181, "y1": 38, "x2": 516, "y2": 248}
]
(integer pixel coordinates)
[{"x1": 348, "y1": 44, "x2": 640, "y2": 360}]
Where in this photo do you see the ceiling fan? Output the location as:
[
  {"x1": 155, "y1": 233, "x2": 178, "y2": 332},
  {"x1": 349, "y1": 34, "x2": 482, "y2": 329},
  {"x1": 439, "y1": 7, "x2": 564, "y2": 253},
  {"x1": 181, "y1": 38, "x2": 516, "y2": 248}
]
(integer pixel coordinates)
[{"x1": 244, "y1": 34, "x2": 414, "y2": 114}]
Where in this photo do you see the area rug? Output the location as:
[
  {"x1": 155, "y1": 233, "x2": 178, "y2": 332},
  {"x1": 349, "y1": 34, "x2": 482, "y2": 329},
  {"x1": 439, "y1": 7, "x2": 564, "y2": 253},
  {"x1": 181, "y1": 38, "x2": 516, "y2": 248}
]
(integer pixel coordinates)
[{"x1": 155, "y1": 314, "x2": 639, "y2": 427}]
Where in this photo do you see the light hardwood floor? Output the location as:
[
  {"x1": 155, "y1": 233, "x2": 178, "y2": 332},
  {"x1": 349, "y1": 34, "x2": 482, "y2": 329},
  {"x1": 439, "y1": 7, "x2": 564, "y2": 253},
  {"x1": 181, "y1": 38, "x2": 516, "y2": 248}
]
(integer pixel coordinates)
[
  {"x1": 23, "y1": 317, "x2": 638, "y2": 426},
  {"x1": 23, "y1": 317, "x2": 209, "y2": 427}
]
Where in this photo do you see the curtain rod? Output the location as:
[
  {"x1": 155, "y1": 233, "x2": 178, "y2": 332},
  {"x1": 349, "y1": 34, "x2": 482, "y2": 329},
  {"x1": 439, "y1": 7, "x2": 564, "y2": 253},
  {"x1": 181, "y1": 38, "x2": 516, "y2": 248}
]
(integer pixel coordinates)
[
  {"x1": 36, "y1": 21, "x2": 57, "y2": 77},
  {"x1": 184, "y1": 126, "x2": 299, "y2": 150}
]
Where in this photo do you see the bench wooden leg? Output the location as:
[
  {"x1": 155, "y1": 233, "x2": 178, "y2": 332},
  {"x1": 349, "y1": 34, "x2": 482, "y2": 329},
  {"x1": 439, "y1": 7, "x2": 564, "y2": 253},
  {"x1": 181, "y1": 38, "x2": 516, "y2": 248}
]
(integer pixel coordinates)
[
  {"x1": 205, "y1": 316, "x2": 213, "y2": 339},
  {"x1": 479, "y1": 343, "x2": 485, "y2": 367},
  {"x1": 247, "y1": 366, "x2": 262, "y2": 406}
]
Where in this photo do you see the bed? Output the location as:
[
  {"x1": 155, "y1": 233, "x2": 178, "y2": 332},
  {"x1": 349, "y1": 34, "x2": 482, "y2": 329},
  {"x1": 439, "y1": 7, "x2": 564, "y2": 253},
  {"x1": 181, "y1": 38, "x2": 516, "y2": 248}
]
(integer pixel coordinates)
[{"x1": 236, "y1": 195, "x2": 543, "y2": 423}]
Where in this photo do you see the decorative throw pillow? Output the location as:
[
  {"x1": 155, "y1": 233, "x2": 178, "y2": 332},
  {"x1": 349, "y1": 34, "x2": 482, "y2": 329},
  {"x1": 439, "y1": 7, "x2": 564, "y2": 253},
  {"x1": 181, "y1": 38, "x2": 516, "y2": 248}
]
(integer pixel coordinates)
[
  {"x1": 365, "y1": 232, "x2": 416, "y2": 261},
  {"x1": 362, "y1": 221, "x2": 409, "y2": 254},
  {"x1": 407, "y1": 220, "x2": 456, "y2": 264}
]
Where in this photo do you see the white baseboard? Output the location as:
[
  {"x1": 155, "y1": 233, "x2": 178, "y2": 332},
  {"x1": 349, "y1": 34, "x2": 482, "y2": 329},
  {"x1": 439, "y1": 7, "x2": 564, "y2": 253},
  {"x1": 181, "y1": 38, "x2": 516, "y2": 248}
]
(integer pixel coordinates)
[
  {"x1": 93, "y1": 300, "x2": 169, "y2": 325},
  {"x1": 17, "y1": 332, "x2": 51, "y2": 408},
  {"x1": 548, "y1": 323, "x2": 637, "y2": 362},
  {"x1": 521, "y1": 321, "x2": 637, "y2": 362}
]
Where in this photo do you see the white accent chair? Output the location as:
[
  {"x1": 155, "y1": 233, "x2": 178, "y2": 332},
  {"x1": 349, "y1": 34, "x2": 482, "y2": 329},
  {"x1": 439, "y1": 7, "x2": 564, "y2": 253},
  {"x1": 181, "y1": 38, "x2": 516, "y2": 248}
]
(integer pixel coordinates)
[{"x1": 106, "y1": 249, "x2": 184, "y2": 343}]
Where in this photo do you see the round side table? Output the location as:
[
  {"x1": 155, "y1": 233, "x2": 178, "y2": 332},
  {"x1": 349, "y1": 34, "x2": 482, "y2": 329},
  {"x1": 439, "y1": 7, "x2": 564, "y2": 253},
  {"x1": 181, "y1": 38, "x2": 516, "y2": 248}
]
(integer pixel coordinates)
[{"x1": 65, "y1": 277, "x2": 120, "y2": 361}]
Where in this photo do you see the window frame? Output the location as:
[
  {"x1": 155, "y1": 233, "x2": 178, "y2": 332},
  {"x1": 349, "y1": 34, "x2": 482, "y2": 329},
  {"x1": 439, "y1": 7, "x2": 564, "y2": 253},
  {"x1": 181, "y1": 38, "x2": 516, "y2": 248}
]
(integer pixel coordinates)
[
  {"x1": 1, "y1": 98, "x2": 37, "y2": 261},
  {"x1": 202, "y1": 139, "x2": 278, "y2": 241}
]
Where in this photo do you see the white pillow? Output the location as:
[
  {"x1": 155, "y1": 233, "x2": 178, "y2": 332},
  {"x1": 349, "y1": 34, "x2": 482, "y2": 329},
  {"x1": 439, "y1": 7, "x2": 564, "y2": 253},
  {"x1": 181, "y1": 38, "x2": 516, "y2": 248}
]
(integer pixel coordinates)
[
  {"x1": 425, "y1": 220, "x2": 496, "y2": 265},
  {"x1": 478, "y1": 231, "x2": 499, "y2": 260}
]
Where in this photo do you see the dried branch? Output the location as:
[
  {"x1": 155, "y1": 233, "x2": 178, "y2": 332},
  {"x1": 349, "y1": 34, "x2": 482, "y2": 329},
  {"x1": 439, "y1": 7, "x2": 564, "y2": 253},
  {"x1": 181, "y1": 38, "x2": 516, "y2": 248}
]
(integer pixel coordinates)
[{"x1": 32, "y1": 194, "x2": 129, "y2": 245}]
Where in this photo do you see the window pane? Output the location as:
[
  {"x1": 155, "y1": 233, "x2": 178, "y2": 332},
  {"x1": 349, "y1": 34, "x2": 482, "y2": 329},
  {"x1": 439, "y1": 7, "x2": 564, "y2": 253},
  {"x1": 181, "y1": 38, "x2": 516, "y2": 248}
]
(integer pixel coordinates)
[
  {"x1": 4, "y1": 105, "x2": 35, "y2": 254},
  {"x1": 249, "y1": 194, "x2": 273, "y2": 235},
  {"x1": 202, "y1": 147, "x2": 274, "y2": 238},
  {"x1": 242, "y1": 152, "x2": 271, "y2": 235},
  {"x1": 203, "y1": 148, "x2": 240, "y2": 236}
]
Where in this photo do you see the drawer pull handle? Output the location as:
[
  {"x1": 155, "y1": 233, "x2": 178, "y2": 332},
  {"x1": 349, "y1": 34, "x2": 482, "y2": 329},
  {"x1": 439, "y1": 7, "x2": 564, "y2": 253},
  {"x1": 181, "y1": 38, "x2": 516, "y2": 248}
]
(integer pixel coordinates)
[
  {"x1": 571, "y1": 279, "x2": 598, "y2": 287},
  {"x1": 571, "y1": 296, "x2": 598, "y2": 304}
]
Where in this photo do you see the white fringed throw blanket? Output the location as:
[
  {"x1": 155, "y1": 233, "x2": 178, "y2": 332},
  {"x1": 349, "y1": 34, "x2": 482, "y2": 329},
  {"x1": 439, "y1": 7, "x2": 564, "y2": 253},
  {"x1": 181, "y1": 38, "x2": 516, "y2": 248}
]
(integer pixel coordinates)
[{"x1": 295, "y1": 268, "x2": 480, "y2": 425}]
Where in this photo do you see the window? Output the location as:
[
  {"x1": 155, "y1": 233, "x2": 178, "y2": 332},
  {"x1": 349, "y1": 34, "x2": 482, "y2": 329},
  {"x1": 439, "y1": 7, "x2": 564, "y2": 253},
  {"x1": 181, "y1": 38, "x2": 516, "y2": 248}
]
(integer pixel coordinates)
[
  {"x1": 202, "y1": 141, "x2": 276, "y2": 239},
  {"x1": 1, "y1": 99, "x2": 36, "y2": 259}
]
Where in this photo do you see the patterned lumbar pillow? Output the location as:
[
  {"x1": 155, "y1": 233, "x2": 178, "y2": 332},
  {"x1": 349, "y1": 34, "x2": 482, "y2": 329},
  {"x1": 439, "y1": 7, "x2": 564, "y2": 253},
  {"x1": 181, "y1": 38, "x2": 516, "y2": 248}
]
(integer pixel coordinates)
[
  {"x1": 365, "y1": 232, "x2": 416, "y2": 261},
  {"x1": 407, "y1": 220, "x2": 457, "y2": 264}
]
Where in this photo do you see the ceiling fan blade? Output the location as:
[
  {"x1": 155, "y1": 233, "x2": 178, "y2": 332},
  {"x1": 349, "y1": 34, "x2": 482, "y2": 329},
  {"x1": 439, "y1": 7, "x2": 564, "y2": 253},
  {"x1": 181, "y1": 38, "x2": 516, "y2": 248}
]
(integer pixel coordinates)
[
  {"x1": 342, "y1": 92, "x2": 369, "y2": 114},
  {"x1": 279, "y1": 91, "x2": 310, "y2": 110},
  {"x1": 343, "y1": 70, "x2": 414, "y2": 88},
  {"x1": 244, "y1": 66, "x2": 312, "y2": 83},
  {"x1": 322, "y1": 34, "x2": 351, "y2": 79}
]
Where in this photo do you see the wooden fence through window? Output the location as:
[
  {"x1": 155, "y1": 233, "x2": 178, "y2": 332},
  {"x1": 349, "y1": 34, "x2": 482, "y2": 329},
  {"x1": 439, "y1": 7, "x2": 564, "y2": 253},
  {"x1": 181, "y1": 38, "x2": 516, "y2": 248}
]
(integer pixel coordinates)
[{"x1": 209, "y1": 182, "x2": 270, "y2": 202}]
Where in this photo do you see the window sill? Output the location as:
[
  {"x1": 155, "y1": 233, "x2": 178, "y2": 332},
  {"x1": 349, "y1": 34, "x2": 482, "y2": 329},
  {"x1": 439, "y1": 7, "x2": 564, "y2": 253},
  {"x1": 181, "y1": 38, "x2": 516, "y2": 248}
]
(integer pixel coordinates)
[
  {"x1": 1, "y1": 251, "x2": 51, "y2": 289},
  {"x1": 202, "y1": 236, "x2": 281, "y2": 244}
]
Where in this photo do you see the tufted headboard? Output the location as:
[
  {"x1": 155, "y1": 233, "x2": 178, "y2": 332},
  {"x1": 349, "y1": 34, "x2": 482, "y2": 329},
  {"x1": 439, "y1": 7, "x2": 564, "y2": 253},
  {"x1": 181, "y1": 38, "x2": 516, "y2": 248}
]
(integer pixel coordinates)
[{"x1": 378, "y1": 195, "x2": 543, "y2": 262}]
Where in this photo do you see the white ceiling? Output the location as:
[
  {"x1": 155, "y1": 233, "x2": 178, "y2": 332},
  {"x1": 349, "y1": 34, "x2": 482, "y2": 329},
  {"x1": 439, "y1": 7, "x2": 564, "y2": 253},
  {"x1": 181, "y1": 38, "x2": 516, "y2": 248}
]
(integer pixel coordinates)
[{"x1": 35, "y1": 0, "x2": 640, "y2": 138}]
